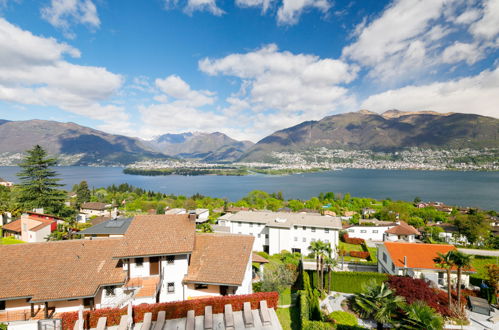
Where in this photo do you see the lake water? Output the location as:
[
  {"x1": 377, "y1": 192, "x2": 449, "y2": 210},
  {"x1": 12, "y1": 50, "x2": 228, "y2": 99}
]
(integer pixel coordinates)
[{"x1": 1, "y1": 167, "x2": 498, "y2": 210}]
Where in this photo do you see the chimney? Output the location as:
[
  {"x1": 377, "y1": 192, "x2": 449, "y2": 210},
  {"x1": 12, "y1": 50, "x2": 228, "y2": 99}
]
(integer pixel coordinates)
[
  {"x1": 403, "y1": 256, "x2": 407, "y2": 268},
  {"x1": 189, "y1": 211, "x2": 197, "y2": 223}
]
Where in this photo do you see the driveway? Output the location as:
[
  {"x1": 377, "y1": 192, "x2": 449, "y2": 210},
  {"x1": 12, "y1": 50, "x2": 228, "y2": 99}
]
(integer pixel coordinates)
[{"x1": 458, "y1": 248, "x2": 499, "y2": 257}]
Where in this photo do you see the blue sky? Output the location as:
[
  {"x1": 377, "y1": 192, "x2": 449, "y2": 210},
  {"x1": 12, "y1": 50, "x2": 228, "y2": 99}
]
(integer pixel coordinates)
[{"x1": 0, "y1": 0, "x2": 497, "y2": 142}]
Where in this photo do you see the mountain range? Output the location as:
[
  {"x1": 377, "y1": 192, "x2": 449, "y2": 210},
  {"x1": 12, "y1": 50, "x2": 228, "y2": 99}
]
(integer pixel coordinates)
[{"x1": 0, "y1": 110, "x2": 497, "y2": 165}]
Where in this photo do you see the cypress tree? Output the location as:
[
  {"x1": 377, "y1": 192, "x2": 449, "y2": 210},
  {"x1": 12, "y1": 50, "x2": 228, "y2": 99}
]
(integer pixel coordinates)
[{"x1": 17, "y1": 145, "x2": 65, "y2": 214}]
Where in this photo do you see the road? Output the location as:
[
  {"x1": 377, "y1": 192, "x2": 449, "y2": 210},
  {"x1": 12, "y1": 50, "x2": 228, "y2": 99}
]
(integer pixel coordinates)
[{"x1": 458, "y1": 248, "x2": 499, "y2": 257}]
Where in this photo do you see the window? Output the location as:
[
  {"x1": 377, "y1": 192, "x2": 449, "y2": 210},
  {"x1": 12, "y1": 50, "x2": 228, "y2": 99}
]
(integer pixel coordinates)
[
  {"x1": 311, "y1": 238, "x2": 316, "y2": 242},
  {"x1": 238, "y1": 222, "x2": 242, "y2": 227},
  {"x1": 166, "y1": 256, "x2": 175, "y2": 264},
  {"x1": 294, "y1": 237, "x2": 298, "y2": 242},
  {"x1": 105, "y1": 286, "x2": 116, "y2": 296},
  {"x1": 195, "y1": 284, "x2": 208, "y2": 290},
  {"x1": 250, "y1": 223, "x2": 253, "y2": 227},
  {"x1": 135, "y1": 257, "x2": 144, "y2": 267},
  {"x1": 265, "y1": 234, "x2": 269, "y2": 239},
  {"x1": 303, "y1": 237, "x2": 306, "y2": 242},
  {"x1": 348, "y1": 229, "x2": 354, "y2": 233},
  {"x1": 0, "y1": 301, "x2": 5, "y2": 311},
  {"x1": 324, "y1": 229, "x2": 329, "y2": 233},
  {"x1": 258, "y1": 234, "x2": 261, "y2": 238},
  {"x1": 311, "y1": 227, "x2": 316, "y2": 233},
  {"x1": 325, "y1": 239, "x2": 329, "y2": 243},
  {"x1": 373, "y1": 230, "x2": 378, "y2": 233},
  {"x1": 238, "y1": 232, "x2": 242, "y2": 234},
  {"x1": 391, "y1": 263, "x2": 395, "y2": 272},
  {"x1": 383, "y1": 252, "x2": 387, "y2": 263},
  {"x1": 167, "y1": 282, "x2": 175, "y2": 293},
  {"x1": 360, "y1": 230, "x2": 367, "y2": 233},
  {"x1": 83, "y1": 298, "x2": 93, "y2": 307},
  {"x1": 303, "y1": 226, "x2": 306, "y2": 230}
]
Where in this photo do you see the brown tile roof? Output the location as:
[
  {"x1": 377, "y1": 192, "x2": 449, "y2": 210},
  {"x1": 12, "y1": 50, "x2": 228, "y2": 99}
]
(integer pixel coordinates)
[
  {"x1": 2, "y1": 219, "x2": 21, "y2": 233},
  {"x1": 252, "y1": 252, "x2": 269, "y2": 263},
  {"x1": 125, "y1": 276, "x2": 160, "y2": 298},
  {"x1": 29, "y1": 220, "x2": 53, "y2": 232},
  {"x1": 113, "y1": 215, "x2": 196, "y2": 258},
  {"x1": 0, "y1": 239, "x2": 126, "y2": 302},
  {"x1": 184, "y1": 233, "x2": 254, "y2": 286},
  {"x1": 384, "y1": 242, "x2": 475, "y2": 272},
  {"x1": 91, "y1": 216, "x2": 112, "y2": 226},
  {"x1": 385, "y1": 221, "x2": 420, "y2": 235},
  {"x1": 81, "y1": 202, "x2": 109, "y2": 210}
]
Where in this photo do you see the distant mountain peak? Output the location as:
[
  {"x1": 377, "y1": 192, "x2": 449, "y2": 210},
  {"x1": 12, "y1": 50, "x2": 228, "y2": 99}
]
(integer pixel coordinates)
[{"x1": 381, "y1": 109, "x2": 454, "y2": 119}]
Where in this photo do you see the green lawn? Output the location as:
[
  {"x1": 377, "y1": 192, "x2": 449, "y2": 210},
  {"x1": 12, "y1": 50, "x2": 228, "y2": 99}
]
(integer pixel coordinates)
[
  {"x1": 470, "y1": 255, "x2": 498, "y2": 280},
  {"x1": 338, "y1": 241, "x2": 377, "y2": 263},
  {"x1": 339, "y1": 241, "x2": 363, "y2": 252},
  {"x1": 278, "y1": 286, "x2": 292, "y2": 305},
  {"x1": 276, "y1": 306, "x2": 300, "y2": 330},
  {"x1": 0, "y1": 237, "x2": 24, "y2": 245}
]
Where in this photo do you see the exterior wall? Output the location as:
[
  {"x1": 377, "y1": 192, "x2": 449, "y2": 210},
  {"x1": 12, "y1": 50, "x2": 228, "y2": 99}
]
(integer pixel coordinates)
[
  {"x1": 439, "y1": 232, "x2": 468, "y2": 245},
  {"x1": 184, "y1": 284, "x2": 223, "y2": 299},
  {"x1": 236, "y1": 258, "x2": 253, "y2": 295},
  {"x1": 219, "y1": 219, "x2": 339, "y2": 256},
  {"x1": 27, "y1": 226, "x2": 51, "y2": 243},
  {"x1": 20, "y1": 217, "x2": 40, "y2": 242},
  {"x1": 346, "y1": 226, "x2": 391, "y2": 241},
  {"x1": 80, "y1": 209, "x2": 111, "y2": 217},
  {"x1": 385, "y1": 233, "x2": 416, "y2": 242},
  {"x1": 160, "y1": 254, "x2": 189, "y2": 302},
  {"x1": 126, "y1": 257, "x2": 151, "y2": 278},
  {"x1": 196, "y1": 211, "x2": 209, "y2": 223}
]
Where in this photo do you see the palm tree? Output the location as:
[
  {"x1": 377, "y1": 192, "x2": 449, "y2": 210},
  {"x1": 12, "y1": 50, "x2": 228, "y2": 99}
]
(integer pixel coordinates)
[
  {"x1": 322, "y1": 245, "x2": 337, "y2": 293},
  {"x1": 352, "y1": 281, "x2": 405, "y2": 330},
  {"x1": 402, "y1": 301, "x2": 444, "y2": 330},
  {"x1": 309, "y1": 240, "x2": 328, "y2": 290},
  {"x1": 309, "y1": 240, "x2": 322, "y2": 289},
  {"x1": 433, "y1": 251, "x2": 455, "y2": 309},
  {"x1": 449, "y1": 251, "x2": 473, "y2": 311}
]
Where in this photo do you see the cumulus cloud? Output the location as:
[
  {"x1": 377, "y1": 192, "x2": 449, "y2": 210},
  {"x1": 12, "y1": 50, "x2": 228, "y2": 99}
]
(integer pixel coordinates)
[
  {"x1": 342, "y1": 0, "x2": 499, "y2": 83},
  {"x1": 361, "y1": 65, "x2": 499, "y2": 118},
  {"x1": 199, "y1": 44, "x2": 358, "y2": 139},
  {"x1": 164, "y1": 0, "x2": 224, "y2": 16},
  {"x1": 0, "y1": 18, "x2": 126, "y2": 124},
  {"x1": 41, "y1": 0, "x2": 100, "y2": 38}
]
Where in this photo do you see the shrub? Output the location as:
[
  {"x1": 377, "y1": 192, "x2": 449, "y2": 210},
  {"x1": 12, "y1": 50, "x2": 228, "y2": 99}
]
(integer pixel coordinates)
[
  {"x1": 328, "y1": 311, "x2": 358, "y2": 326},
  {"x1": 341, "y1": 233, "x2": 365, "y2": 245},
  {"x1": 60, "y1": 292, "x2": 278, "y2": 330},
  {"x1": 349, "y1": 251, "x2": 370, "y2": 259},
  {"x1": 330, "y1": 272, "x2": 388, "y2": 294}
]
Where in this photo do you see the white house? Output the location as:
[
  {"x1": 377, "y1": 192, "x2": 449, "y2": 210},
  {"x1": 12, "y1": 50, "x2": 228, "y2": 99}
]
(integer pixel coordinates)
[
  {"x1": 217, "y1": 211, "x2": 342, "y2": 255},
  {"x1": 384, "y1": 221, "x2": 420, "y2": 242},
  {"x1": 377, "y1": 242, "x2": 475, "y2": 288},
  {"x1": 80, "y1": 202, "x2": 116, "y2": 221},
  {"x1": 345, "y1": 219, "x2": 396, "y2": 241},
  {"x1": 0, "y1": 214, "x2": 254, "y2": 323},
  {"x1": 0, "y1": 178, "x2": 13, "y2": 187}
]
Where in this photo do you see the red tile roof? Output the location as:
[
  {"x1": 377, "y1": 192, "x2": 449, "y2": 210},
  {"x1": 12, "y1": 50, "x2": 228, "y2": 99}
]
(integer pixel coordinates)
[
  {"x1": 385, "y1": 221, "x2": 420, "y2": 235},
  {"x1": 184, "y1": 233, "x2": 254, "y2": 286},
  {"x1": 2, "y1": 219, "x2": 21, "y2": 233},
  {"x1": 252, "y1": 252, "x2": 269, "y2": 263},
  {"x1": 384, "y1": 242, "x2": 474, "y2": 271}
]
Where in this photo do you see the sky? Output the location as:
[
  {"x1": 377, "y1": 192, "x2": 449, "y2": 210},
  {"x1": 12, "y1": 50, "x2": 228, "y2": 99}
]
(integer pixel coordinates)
[{"x1": 0, "y1": 0, "x2": 498, "y2": 142}]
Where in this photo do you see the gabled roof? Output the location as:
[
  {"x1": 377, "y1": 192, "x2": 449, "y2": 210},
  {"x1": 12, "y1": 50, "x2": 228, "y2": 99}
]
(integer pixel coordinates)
[
  {"x1": 383, "y1": 242, "x2": 475, "y2": 272},
  {"x1": 29, "y1": 219, "x2": 54, "y2": 232},
  {"x1": 0, "y1": 239, "x2": 126, "y2": 302},
  {"x1": 252, "y1": 252, "x2": 269, "y2": 264},
  {"x1": 2, "y1": 219, "x2": 21, "y2": 233},
  {"x1": 79, "y1": 217, "x2": 132, "y2": 236},
  {"x1": 113, "y1": 214, "x2": 196, "y2": 258},
  {"x1": 385, "y1": 221, "x2": 420, "y2": 235},
  {"x1": 81, "y1": 202, "x2": 110, "y2": 210},
  {"x1": 184, "y1": 233, "x2": 254, "y2": 286},
  {"x1": 221, "y1": 211, "x2": 342, "y2": 229}
]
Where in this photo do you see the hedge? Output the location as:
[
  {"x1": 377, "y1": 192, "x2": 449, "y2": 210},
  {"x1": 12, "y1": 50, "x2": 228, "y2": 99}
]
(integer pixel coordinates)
[
  {"x1": 330, "y1": 272, "x2": 388, "y2": 294},
  {"x1": 60, "y1": 291, "x2": 278, "y2": 330},
  {"x1": 298, "y1": 290, "x2": 332, "y2": 330},
  {"x1": 348, "y1": 251, "x2": 370, "y2": 259},
  {"x1": 341, "y1": 233, "x2": 365, "y2": 245}
]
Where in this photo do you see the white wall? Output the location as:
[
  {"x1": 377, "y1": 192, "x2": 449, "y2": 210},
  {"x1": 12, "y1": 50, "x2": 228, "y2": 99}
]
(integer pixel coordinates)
[
  {"x1": 346, "y1": 226, "x2": 391, "y2": 241},
  {"x1": 159, "y1": 254, "x2": 189, "y2": 302},
  {"x1": 184, "y1": 284, "x2": 223, "y2": 299},
  {"x1": 236, "y1": 257, "x2": 253, "y2": 295}
]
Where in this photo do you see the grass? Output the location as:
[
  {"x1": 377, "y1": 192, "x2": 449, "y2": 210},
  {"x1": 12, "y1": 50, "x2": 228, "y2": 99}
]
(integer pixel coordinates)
[
  {"x1": 338, "y1": 241, "x2": 378, "y2": 263},
  {"x1": 278, "y1": 286, "x2": 292, "y2": 305},
  {"x1": 276, "y1": 306, "x2": 300, "y2": 330},
  {"x1": 0, "y1": 237, "x2": 24, "y2": 245},
  {"x1": 339, "y1": 241, "x2": 363, "y2": 252},
  {"x1": 470, "y1": 255, "x2": 498, "y2": 280}
]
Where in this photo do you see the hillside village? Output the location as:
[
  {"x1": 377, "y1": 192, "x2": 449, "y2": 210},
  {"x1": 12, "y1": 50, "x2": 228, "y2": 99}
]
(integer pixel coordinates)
[{"x1": 0, "y1": 146, "x2": 498, "y2": 330}]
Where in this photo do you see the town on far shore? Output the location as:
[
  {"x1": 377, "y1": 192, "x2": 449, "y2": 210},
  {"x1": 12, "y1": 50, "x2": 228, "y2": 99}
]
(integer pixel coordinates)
[{"x1": 0, "y1": 145, "x2": 498, "y2": 330}]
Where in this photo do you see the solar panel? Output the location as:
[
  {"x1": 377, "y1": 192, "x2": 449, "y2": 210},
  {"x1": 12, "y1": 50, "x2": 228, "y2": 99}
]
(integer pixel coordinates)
[{"x1": 105, "y1": 220, "x2": 124, "y2": 228}]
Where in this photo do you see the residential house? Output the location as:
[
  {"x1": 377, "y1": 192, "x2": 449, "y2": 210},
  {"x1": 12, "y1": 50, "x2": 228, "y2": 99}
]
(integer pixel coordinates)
[
  {"x1": 2, "y1": 212, "x2": 65, "y2": 242},
  {"x1": 384, "y1": 221, "x2": 420, "y2": 242},
  {"x1": 345, "y1": 220, "x2": 419, "y2": 242},
  {"x1": 78, "y1": 217, "x2": 133, "y2": 239},
  {"x1": 166, "y1": 208, "x2": 210, "y2": 223},
  {"x1": 0, "y1": 178, "x2": 13, "y2": 187},
  {"x1": 1, "y1": 218, "x2": 21, "y2": 240},
  {"x1": 361, "y1": 208, "x2": 376, "y2": 217},
  {"x1": 79, "y1": 202, "x2": 116, "y2": 221},
  {"x1": 164, "y1": 208, "x2": 187, "y2": 215},
  {"x1": 426, "y1": 223, "x2": 469, "y2": 245},
  {"x1": 217, "y1": 211, "x2": 342, "y2": 255},
  {"x1": 0, "y1": 214, "x2": 254, "y2": 322},
  {"x1": 377, "y1": 242, "x2": 475, "y2": 288}
]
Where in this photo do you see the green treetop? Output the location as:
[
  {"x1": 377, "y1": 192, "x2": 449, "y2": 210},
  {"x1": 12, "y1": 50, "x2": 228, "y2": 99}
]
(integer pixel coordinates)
[{"x1": 16, "y1": 145, "x2": 65, "y2": 214}]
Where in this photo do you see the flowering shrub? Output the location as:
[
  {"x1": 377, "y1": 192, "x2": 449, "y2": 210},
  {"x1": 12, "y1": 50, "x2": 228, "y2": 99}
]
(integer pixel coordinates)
[
  {"x1": 60, "y1": 292, "x2": 278, "y2": 329},
  {"x1": 341, "y1": 233, "x2": 365, "y2": 245},
  {"x1": 349, "y1": 251, "x2": 370, "y2": 259}
]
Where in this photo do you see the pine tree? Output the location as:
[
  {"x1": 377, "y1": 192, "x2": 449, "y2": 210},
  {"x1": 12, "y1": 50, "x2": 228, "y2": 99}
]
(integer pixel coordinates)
[
  {"x1": 17, "y1": 145, "x2": 65, "y2": 214},
  {"x1": 75, "y1": 181, "x2": 91, "y2": 208}
]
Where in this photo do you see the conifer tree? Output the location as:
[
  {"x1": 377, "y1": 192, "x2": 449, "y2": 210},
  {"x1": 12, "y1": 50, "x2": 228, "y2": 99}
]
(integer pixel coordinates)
[
  {"x1": 75, "y1": 181, "x2": 91, "y2": 208},
  {"x1": 17, "y1": 145, "x2": 65, "y2": 214}
]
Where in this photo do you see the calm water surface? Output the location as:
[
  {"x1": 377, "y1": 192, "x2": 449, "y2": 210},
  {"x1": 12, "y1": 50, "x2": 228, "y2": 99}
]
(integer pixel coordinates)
[{"x1": 1, "y1": 167, "x2": 498, "y2": 210}]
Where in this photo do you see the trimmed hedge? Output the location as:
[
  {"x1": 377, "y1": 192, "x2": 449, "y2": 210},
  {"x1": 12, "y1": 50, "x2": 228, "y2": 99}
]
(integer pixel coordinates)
[
  {"x1": 330, "y1": 272, "x2": 388, "y2": 294},
  {"x1": 348, "y1": 251, "x2": 370, "y2": 259},
  {"x1": 341, "y1": 234, "x2": 365, "y2": 245},
  {"x1": 60, "y1": 292, "x2": 278, "y2": 330}
]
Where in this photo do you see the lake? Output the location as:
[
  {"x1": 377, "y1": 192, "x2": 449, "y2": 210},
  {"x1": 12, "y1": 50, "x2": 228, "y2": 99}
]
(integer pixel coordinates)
[{"x1": 1, "y1": 167, "x2": 498, "y2": 210}]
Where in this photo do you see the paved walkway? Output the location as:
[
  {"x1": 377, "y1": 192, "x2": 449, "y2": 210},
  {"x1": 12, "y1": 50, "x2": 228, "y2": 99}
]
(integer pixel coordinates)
[{"x1": 458, "y1": 248, "x2": 499, "y2": 257}]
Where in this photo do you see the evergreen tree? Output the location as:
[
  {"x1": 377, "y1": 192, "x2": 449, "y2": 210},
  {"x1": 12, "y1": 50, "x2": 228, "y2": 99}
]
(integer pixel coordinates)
[
  {"x1": 75, "y1": 181, "x2": 91, "y2": 208},
  {"x1": 16, "y1": 145, "x2": 65, "y2": 214}
]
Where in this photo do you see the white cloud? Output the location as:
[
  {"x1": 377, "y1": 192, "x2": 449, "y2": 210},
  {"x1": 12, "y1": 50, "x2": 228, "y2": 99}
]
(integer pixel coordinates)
[
  {"x1": 442, "y1": 41, "x2": 483, "y2": 64},
  {"x1": 361, "y1": 65, "x2": 499, "y2": 118},
  {"x1": 470, "y1": 0, "x2": 499, "y2": 40},
  {"x1": 41, "y1": 0, "x2": 100, "y2": 38},
  {"x1": 199, "y1": 44, "x2": 357, "y2": 139},
  {"x1": 0, "y1": 18, "x2": 126, "y2": 124},
  {"x1": 277, "y1": 0, "x2": 331, "y2": 25},
  {"x1": 235, "y1": 0, "x2": 273, "y2": 13},
  {"x1": 164, "y1": 0, "x2": 224, "y2": 16}
]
